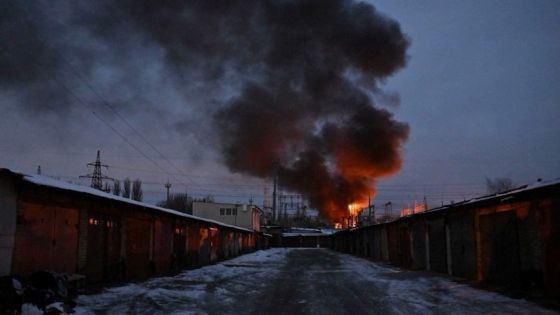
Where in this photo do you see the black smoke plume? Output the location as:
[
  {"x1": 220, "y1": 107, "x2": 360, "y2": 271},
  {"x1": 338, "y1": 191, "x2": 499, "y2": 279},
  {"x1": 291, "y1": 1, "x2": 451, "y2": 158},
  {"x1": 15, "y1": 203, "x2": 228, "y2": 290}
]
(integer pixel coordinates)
[{"x1": 0, "y1": 0, "x2": 410, "y2": 223}]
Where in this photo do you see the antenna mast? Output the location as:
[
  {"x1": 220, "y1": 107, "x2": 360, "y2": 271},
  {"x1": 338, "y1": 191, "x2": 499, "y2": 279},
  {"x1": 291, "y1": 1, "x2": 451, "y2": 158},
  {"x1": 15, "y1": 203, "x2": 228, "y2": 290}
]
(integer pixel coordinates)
[{"x1": 165, "y1": 180, "x2": 172, "y2": 202}]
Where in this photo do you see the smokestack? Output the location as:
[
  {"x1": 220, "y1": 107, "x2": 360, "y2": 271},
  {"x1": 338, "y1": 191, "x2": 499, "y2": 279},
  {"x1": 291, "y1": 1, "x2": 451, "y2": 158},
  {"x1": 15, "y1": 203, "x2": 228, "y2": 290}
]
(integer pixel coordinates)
[{"x1": 272, "y1": 163, "x2": 278, "y2": 223}]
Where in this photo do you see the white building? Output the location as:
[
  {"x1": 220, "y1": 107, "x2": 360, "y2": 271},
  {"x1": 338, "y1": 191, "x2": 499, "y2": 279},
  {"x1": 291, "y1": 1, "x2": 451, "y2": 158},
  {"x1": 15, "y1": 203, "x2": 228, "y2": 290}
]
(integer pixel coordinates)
[{"x1": 192, "y1": 202, "x2": 261, "y2": 231}]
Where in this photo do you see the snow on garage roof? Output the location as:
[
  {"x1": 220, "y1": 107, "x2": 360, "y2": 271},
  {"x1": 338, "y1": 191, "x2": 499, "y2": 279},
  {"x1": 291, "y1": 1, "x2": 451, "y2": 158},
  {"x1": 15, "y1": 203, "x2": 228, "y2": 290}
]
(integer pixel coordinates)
[{"x1": 0, "y1": 168, "x2": 255, "y2": 233}]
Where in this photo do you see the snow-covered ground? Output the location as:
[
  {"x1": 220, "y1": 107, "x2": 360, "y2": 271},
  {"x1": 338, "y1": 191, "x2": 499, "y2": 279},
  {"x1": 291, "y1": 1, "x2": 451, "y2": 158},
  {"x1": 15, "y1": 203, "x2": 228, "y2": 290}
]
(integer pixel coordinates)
[
  {"x1": 74, "y1": 249, "x2": 289, "y2": 314},
  {"x1": 338, "y1": 252, "x2": 557, "y2": 315},
  {"x1": 72, "y1": 248, "x2": 558, "y2": 315}
]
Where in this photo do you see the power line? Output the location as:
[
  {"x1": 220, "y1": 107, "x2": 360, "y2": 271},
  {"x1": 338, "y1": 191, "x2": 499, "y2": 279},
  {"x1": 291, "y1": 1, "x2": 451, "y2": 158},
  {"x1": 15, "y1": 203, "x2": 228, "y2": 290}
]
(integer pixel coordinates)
[
  {"x1": 48, "y1": 0, "x2": 203, "y2": 190},
  {"x1": 59, "y1": 56, "x2": 198, "y2": 187},
  {"x1": 7, "y1": 2, "x2": 203, "y2": 193},
  {"x1": 59, "y1": 174, "x2": 488, "y2": 200}
]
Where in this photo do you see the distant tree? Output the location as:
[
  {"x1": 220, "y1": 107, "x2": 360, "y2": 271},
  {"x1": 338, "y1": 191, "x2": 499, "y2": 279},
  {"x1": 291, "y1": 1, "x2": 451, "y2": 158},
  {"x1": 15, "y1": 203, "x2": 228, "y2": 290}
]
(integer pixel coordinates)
[
  {"x1": 158, "y1": 192, "x2": 191, "y2": 213},
  {"x1": 113, "y1": 179, "x2": 121, "y2": 196},
  {"x1": 194, "y1": 195, "x2": 214, "y2": 203},
  {"x1": 486, "y1": 177, "x2": 514, "y2": 194},
  {"x1": 132, "y1": 179, "x2": 143, "y2": 201},
  {"x1": 123, "y1": 178, "x2": 131, "y2": 198},
  {"x1": 157, "y1": 194, "x2": 215, "y2": 214},
  {"x1": 103, "y1": 182, "x2": 111, "y2": 193}
]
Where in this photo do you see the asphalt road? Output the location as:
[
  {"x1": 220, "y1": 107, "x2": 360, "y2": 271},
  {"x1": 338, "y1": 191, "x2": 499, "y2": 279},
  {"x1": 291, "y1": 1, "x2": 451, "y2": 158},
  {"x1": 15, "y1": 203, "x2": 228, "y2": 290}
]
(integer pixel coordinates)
[
  {"x1": 245, "y1": 249, "x2": 390, "y2": 315},
  {"x1": 75, "y1": 248, "x2": 558, "y2": 315}
]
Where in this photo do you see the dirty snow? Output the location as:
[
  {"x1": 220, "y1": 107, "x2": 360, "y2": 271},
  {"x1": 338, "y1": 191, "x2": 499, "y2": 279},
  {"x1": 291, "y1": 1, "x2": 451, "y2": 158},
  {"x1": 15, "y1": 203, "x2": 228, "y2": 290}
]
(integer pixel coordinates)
[
  {"x1": 340, "y1": 252, "x2": 557, "y2": 315},
  {"x1": 74, "y1": 249, "x2": 289, "y2": 315},
  {"x1": 74, "y1": 248, "x2": 558, "y2": 315}
]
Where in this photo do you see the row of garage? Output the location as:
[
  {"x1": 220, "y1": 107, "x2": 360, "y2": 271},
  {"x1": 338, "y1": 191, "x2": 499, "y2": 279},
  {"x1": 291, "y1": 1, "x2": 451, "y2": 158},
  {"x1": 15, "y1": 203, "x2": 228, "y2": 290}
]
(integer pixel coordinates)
[
  {"x1": 331, "y1": 180, "x2": 560, "y2": 298},
  {"x1": 0, "y1": 169, "x2": 269, "y2": 286}
]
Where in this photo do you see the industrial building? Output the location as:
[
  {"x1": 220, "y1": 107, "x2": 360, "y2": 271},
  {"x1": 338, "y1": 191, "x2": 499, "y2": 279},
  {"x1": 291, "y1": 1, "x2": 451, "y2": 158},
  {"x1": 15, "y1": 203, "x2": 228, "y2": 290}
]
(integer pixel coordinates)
[{"x1": 192, "y1": 201, "x2": 262, "y2": 231}]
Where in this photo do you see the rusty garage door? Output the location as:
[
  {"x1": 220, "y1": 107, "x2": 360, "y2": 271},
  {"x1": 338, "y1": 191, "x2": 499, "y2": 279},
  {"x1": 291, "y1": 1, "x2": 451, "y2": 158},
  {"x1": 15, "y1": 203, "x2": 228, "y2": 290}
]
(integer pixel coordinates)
[
  {"x1": 13, "y1": 202, "x2": 79, "y2": 276},
  {"x1": 126, "y1": 216, "x2": 152, "y2": 280},
  {"x1": 154, "y1": 218, "x2": 173, "y2": 275},
  {"x1": 479, "y1": 210, "x2": 521, "y2": 288},
  {"x1": 172, "y1": 219, "x2": 188, "y2": 271},
  {"x1": 85, "y1": 210, "x2": 122, "y2": 283}
]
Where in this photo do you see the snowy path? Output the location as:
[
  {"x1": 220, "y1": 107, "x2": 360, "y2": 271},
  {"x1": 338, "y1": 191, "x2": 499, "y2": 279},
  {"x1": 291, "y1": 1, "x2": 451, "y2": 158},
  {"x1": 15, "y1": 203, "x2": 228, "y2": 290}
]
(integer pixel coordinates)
[{"x1": 74, "y1": 248, "x2": 557, "y2": 315}]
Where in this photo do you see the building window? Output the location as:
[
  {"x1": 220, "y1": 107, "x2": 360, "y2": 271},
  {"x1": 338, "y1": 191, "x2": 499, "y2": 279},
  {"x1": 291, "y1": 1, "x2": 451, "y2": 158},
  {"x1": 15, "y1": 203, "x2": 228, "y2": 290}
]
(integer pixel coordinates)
[
  {"x1": 233, "y1": 208, "x2": 237, "y2": 215},
  {"x1": 226, "y1": 208, "x2": 232, "y2": 215},
  {"x1": 220, "y1": 208, "x2": 225, "y2": 215}
]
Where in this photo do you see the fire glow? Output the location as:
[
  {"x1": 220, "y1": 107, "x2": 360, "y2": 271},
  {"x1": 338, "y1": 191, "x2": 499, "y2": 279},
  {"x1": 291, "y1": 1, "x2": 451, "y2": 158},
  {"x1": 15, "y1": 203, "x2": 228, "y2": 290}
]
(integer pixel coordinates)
[
  {"x1": 110, "y1": 0, "x2": 409, "y2": 226},
  {"x1": 213, "y1": 0, "x2": 410, "y2": 226},
  {"x1": 0, "y1": 1, "x2": 410, "y2": 226},
  {"x1": 346, "y1": 202, "x2": 363, "y2": 228}
]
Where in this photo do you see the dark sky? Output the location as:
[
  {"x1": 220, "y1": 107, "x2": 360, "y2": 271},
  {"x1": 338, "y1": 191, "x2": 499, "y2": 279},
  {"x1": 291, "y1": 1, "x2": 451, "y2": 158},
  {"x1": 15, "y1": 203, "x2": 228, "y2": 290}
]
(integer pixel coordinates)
[
  {"x1": 1, "y1": 1, "x2": 559, "y2": 214},
  {"x1": 370, "y1": 0, "x2": 560, "y2": 208}
]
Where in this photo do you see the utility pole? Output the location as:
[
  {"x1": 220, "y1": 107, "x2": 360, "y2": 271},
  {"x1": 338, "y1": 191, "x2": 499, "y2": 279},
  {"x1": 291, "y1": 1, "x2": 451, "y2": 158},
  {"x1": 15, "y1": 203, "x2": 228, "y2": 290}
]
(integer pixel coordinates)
[
  {"x1": 295, "y1": 195, "x2": 300, "y2": 218},
  {"x1": 90, "y1": 150, "x2": 103, "y2": 189},
  {"x1": 263, "y1": 185, "x2": 270, "y2": 209},
  {"x1": 80, "y1": 150, "x2": 113, "y2": 190},
  {"x1": 272, "y1": 163, "x2": 278, "y2": 223},
  {"x1": 165, "y1": 180, "x2": 172, "y2": 203},
  {"x1": 368, "y1": 195, "x2": 375, "y2": 224}
]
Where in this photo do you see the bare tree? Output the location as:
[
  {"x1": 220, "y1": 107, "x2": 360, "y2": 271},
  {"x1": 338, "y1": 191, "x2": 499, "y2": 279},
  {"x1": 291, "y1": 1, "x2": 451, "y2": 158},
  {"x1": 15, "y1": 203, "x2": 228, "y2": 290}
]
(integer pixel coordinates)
[
  {"x1": 103, "y1": 182, "x2": 111, "y2": 193},
  {"x1": 123, "y1": 178, "x2": 131, "y2": 198},
  {"x1": 486, "y1": 177, "x2": 514, "y2": 194},
  {"x1": 132, "y1": 179, "x2": 143, "y2": 201},
  {"x1": 113, "y1": 179, "x2": 121, "y2": 196},
  {"x1": 158, "y1": 192, "x2": 192, "y2": 213},
  {"x1": 195, "y1": 195, "x2": 214, "y2": 203}
]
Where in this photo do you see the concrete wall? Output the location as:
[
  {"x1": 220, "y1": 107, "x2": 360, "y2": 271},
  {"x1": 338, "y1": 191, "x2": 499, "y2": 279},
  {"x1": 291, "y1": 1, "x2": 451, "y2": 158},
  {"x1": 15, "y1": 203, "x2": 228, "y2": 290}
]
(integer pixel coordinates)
[
  {"x1": 280, "y1": 235, "x2": 331, "y2": 248},
  {"x1": 0, "y1": 176, "x2": 16, "y2": 276}
]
